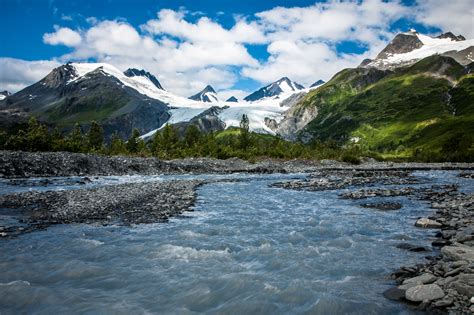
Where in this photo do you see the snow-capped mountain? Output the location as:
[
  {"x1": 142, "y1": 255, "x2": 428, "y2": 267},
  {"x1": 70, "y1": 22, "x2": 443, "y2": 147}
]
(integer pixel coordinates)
[
  {"x1": 0, "y1": 91, "x2": 11, "y2": 101},
  {"x1": 226, "y1": 96, "x2": 238, "y2": 102},
  {"x1": 310, "y1": 80, "x2": 325, "y2": 89},
  {"x1": 124, "y1": 68, "x2": 164, "y2": 91},
  {"x1": 244, "y1": 77, "x2": 305, "y2": 102},
  {"x1": 361, "y1": 30, "x2": 473, "y2": 70},
  {"x1": 188, "y1": 85, "x2": 219, "y2": 103}
]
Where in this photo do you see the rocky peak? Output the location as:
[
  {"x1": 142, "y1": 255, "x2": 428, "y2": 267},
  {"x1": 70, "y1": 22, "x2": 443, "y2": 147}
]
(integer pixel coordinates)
[
  {"x1": 189, "y1": 85, "x2": 219, "y2": 103},
  {"x1": 244, "y1": 77, "x2": 305, "y2": 102},
  {"x1": 41, "y1": 64, "x2": 78, "y2": 88},
  {"x1": 375, "y1": 32, "x2": 424, "y2": 60},
  {"x1": 437, "y1": 32, "x2": 466, "y2": 41},
  {"x1": 310, "y1": 80, "x2": 325, "y2": 88},
  {"x1": 123, "y1": 68, "x2": 164, "y2": 90},
  {"x1": 226, "y1": 96, "x2": 238, "y2": 102}
]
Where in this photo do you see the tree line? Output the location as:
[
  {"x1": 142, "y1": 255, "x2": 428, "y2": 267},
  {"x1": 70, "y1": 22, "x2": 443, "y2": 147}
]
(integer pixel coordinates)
[{"x1": 0, "y1": 115, "x2": 367, "y2": 163}]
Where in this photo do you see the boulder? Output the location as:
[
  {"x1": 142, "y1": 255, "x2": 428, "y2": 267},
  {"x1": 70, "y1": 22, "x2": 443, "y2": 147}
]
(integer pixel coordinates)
[
  {"x1": 415, "y1": 218, "x2": 442, "y2": 228},
  {"x1": 405, "y1": 284, "x2": 445, "y2": 302},
  {"x1": 403, "y1": 273, "x2": 437, "y2": 285},
  {"x1": 441, "y1": 244, "x2": 474, "y2": 262},
  {"x1": 383, "y1": 287, "x2": 406, "y2": 301}
]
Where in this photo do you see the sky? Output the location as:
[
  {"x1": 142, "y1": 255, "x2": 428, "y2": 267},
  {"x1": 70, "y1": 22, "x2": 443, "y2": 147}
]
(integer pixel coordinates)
[{"x1": 0, "y1": 0, "x2": 472, "y2": 100}]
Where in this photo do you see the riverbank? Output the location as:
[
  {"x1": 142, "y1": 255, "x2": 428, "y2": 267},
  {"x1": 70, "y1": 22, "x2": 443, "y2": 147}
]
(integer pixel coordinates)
[
  {"x1": 1, "y1": 151, "x2": 473, "y2": 313},
  {"x1": 1, "y1": 150, "x2": 474, "y2": 178}
]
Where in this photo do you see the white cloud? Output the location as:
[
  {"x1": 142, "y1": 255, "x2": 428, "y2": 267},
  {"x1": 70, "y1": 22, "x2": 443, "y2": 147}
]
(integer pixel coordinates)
[
  {"x1": 0, "y1": 58, "x2": 60, "y2": 92},
  {"x1": 414, "y1": 0, "x2": 474, "y2": 38},
  {"x1": 4, "y1": 1, "x2": 471, "y2": 97},
  {"x1": 43, "y1": 26, "x2": 82, "y2": 47}
]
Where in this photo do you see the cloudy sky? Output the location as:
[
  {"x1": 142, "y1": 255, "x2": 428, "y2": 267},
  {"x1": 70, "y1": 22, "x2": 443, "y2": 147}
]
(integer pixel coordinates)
[{"x1": 0, "y1": 0, "x2": 472, "y2": 99}]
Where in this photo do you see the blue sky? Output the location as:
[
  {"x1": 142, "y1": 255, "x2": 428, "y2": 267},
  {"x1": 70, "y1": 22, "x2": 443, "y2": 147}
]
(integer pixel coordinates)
[{"x1": 0, "y1": 0, "x2": 472, "y2": 98}]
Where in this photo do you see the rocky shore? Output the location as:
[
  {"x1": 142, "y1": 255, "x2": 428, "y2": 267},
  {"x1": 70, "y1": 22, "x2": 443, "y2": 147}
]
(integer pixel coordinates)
[
  {"x1": 0, "y1": 180, "x2": 203, "y2": 237},
  {"x1": 1, "y1": 150, "x2": 474, "y2": 178},
  {"x1": 272, "y1": 169, "x2": 474, "y2": 313}
]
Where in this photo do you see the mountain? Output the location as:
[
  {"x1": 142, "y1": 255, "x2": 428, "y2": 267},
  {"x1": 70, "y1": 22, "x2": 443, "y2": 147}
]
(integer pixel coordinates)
[
  {"x1": 188, "y1": 85, "x2": 219, "y2": 103},
  {"x1": 0, "y1": 91, "x2": 11, "y2": 101},
  {"x1": 244, "y1": 77, "x2": 305, "y2": 102},
  {"x1": 123, "y1": 68, "x2": 164, "y2": 90},
  {"x1": 226, "y1": 96, "x2": 238, "y2": 102},
  {"x1": 361, "y1": 30, "x2": 473, "y2": 70},
  {"x1": 310, "y1": 80, "x2": 325, "y2": 88},
  {"x1": 274, "y1": 31, "x2": 474, "y2": 160},
  {"x1": 0, "y1": 63, "x2": 170, "y2": 139}
]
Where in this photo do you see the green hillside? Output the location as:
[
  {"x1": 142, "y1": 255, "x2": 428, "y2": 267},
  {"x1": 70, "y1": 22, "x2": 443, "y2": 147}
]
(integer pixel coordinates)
[{"x1": 299, "y1": 56, "x2": 474, "y2": 161}]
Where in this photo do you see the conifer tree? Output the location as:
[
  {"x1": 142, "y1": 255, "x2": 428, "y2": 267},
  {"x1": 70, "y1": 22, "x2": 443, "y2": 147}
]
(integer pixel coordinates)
[{"x1": 87, "y1": 121, "x2": 104, "y2": 151}]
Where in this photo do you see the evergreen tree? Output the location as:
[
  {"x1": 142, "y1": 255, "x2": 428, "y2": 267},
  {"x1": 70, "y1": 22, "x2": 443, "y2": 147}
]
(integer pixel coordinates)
[
  {"x1": 109, "y1": 132, "x2": 127, "y2": 155},
  {"x1": 126, "y1": 128, "x2": 141, "y2": 153},
  {"x1": 239, "y1": 114, "x2": 251, "y2": 150},
  {"x1": 87, "y1": 121, "x2": 104, "y2": 151},
  {"x1": 67, "y1": 123, "x2": 86, "y2": 152},
  {"x1": 184, "y1": 124, "x2": 201, "y2": 146},
  {"x1": 26, "y1": 117, "x2": 50, "y2": 151}
]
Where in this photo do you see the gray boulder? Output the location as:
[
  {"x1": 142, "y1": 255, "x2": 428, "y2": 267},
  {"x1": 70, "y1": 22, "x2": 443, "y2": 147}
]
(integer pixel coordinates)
[{"x1": 405, "y1": 284, "x2": 445, "y2": 302}]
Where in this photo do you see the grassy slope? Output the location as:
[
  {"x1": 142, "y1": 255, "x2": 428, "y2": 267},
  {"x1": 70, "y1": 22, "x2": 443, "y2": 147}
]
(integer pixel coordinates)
[{"x1": 301, "y1": 56, "x2": 474, "y2": 161}]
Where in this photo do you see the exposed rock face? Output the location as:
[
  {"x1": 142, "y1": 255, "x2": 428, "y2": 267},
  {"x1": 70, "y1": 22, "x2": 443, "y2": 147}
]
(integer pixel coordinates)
[
  {"x1": 244, "y1": 77, "x2": 304, "y2": 102},
  {"x1": 123, "y1": 68, "x2": 164, "y2": 90},
  {"x1": 274, "y1": 92, "x2": 314, "y2": 140},
  {"x1": 171, "y1": 106, "x2": 226, "y2": 135},
  {"x1": 188, "y1": 85, "x2": 218, "y2": 103},
  {"x1": 375, "y1": 32, "x2": 424, "y2": 60},
  {"x1": 1, "y1": 65, "x2": 170, "y2": 140}
]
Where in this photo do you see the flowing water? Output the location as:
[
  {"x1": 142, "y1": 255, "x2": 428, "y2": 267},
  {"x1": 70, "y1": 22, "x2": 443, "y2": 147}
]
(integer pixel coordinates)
[{"x1": 0, "y1": 171, "x2": 472, "y2": 314}]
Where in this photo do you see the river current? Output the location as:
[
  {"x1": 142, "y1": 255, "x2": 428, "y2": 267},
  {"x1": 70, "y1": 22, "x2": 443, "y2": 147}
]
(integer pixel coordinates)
[{"x1": 0, "y1": 171, "x2": 472, "y2": 314}]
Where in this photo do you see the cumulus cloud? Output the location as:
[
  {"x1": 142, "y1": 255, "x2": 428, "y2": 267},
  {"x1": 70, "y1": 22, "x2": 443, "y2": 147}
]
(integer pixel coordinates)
[
  {"x1": 0, "y1": 58, "x2": 60, "y2": 92},
  {"x1": 2, "y1": 1, "x2": 472, "y2": 95},
  {"x1": 414, "y1": 0, "x2": 474, "y2": 38},
  {"x1": 43, "y1": 26, "x2": 82, "y2": 46}
]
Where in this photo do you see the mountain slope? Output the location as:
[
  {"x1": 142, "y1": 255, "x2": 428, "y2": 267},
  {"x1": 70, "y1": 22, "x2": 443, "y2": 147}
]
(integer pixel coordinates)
[
  {"x1": 299, "y1": 55, "x2": 474, "y2": 160},
  {"x1": 244, "y1": 77, "x2": 304, "y2": 102},
  {"x1": 1, "y1": 63, "x2": 169, "y2": 139}
]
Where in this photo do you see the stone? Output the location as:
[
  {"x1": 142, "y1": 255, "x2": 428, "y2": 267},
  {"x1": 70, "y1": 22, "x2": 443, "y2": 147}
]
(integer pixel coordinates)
[
  {"x1": 403, "y1": 273, "x2": 438, "y2": 285},
  {"x1": 405, "y1": 284, "x2": 445, "y2": 302},
  {"x1": 452, "y1": 274, "x2": 474, "y2": 297},
  {"x1": 415, "y1": 218, "x2": 442, "y2": 228},
  {"x1": 396, "y1": 243, "x2": 428, "y2": 252},
  {"x1": 442, "y1": 244, "x2": 474, "y2": 262},
  {"x1": 383, "y1": 287, "x2": 406, "y2": 301},
  {"x1": 433, "y1": 298, "x2": 453, "y2": 307}
]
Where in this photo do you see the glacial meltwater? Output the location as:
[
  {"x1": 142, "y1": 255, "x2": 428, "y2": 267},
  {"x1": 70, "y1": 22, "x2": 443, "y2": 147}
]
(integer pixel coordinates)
[{"x1": 1, "y1": 171, "x2": 473, "y2": 314}]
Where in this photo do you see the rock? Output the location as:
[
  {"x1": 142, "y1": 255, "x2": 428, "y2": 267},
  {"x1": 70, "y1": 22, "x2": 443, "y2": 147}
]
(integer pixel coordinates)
[
  {"x1": 415, "y1": 218, "x2": 442, "y2": 228},
  {"x1": 405, "y1": 284, "x2": 445, "y2": 302},
  {"x1": 433, "y1": 298, "x2": 453, "y2": 307},
  {"x1": 403, "y1": 273, "x2": 438, "y2": 285},
  {"x1": 383, "y1": 287, "x2": 406, "y2": 301},
  {"x1": 452, "y1": 274, "x2": 474, "y2": 297},
  {"x1": 441, "y1": 244, "x2": 474, "y2": 262},
  {"x1": 396, "y1": 243, "x2": 428, "y2": 252},
  {"x1": 360, "y1": 202, "x2": 402, "y2": 211}
]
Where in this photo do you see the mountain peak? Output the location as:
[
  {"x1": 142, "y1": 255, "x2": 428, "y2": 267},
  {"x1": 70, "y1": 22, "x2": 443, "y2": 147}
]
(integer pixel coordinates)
[
  {"x1": 189, "y1": 85, "x2": 219, "y2": 103},
  {"x1": 244, "y1": 77, "x2": 305, "y2": 102},
  {"x1": 436, "y1": 32, "x2": 466, "y2": 41},
  {"x1": 124, "y1": 68, "x2": 164, "y2": 90},
  {"x1": 0, "y1": 90, "x2": 11, "y2": 101},
  {"x1": 226, "y1": 96, "x2": 238, "y2": 102},
  {"x1": 360, "y1": 30, "x2": 474, "y2": 70},
  {"x1": 310, "y1": 80, "x2": 325, "y2": 88}
]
